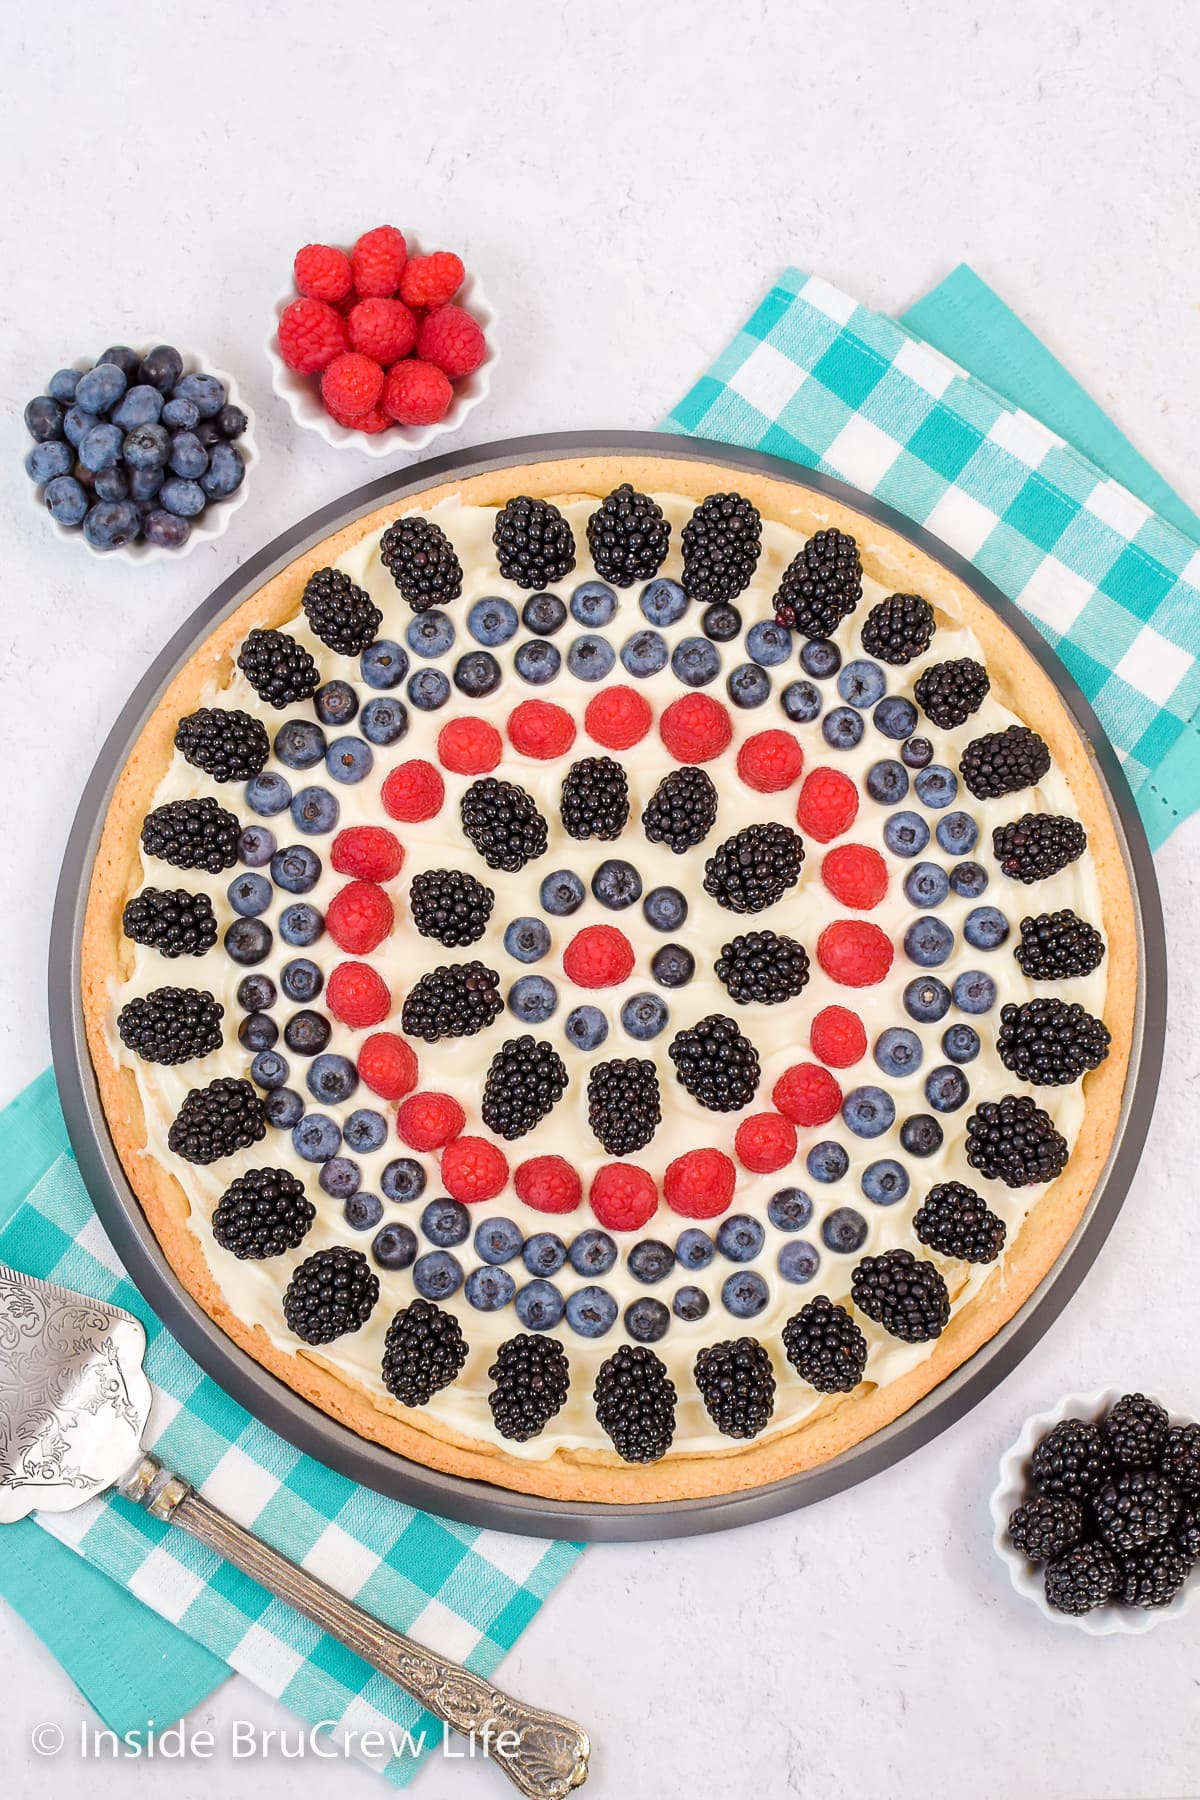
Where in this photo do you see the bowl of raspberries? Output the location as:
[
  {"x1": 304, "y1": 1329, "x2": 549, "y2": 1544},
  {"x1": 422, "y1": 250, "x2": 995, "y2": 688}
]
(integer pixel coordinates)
[
  {"x1": 992, "y1": 1389, "x2": 1200, "y2": 1633},
  {"x1": 268, "y1": 224, "x2": 495, "y2": 454}
]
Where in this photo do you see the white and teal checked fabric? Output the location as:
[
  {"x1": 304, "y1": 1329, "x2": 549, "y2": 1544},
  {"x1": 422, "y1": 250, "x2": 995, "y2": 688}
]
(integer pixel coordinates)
[
  {"x1": 665, "y1": 269, "x2": 1200, "y2": 848},
  {"x1": 0, "y1": 1147, "x2": 581, "y2": 1787}
]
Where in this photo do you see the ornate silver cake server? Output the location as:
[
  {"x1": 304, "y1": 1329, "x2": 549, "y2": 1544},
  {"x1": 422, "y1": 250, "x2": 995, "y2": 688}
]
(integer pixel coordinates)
[{"x1": 0, "y1": 1261, "x2": 589, "y2": 1798}]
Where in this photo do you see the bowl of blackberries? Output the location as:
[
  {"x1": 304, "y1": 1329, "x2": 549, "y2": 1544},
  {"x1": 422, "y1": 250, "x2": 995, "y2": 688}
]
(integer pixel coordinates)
[
  {"x1": 23, "y1": 343, "x2": 255, "y2": 559},
  {"x1": 992, "y1": 1390, "x2": 1200, "y2": 1634}
]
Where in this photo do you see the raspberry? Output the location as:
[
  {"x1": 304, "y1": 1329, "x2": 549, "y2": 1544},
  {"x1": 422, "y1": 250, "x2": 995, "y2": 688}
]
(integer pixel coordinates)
[
  {"x1": 515, "y1": 1155, "x2": 583, "y2": 1215},
  {"x1": 590, "y1": 1163, "x2": 658, "y2": 1231},
  {"x1": 351, "y1": 225, "x2": 408, "y2": 297},
  {"x1": 734, "y1": 1112, "x2": 798, "y2": 1174},
  {"x1": 563, "y1": 925, "x2": 635, "y2": 988},
  {"x1": 797, "y1": 767, "x2": 858, "y2": 842},
  {"x1": 399, "y1": 252, "x2": 465, "y2": 309},
  {"x1": 347, "y1": 297, "x2": 419, "y2": 364},
  {"x1": 293, "y1": 243, "x2": 354, "y2": 304},
  {"x1": 441, "y1": 1135, "x2": 508, "y2": 1203},
  {"x1": 817, "y1": 919, "x2": 894, "y2": 987},
  {"x1": 809, "y1": 1005, "x2": 867, "y2": 1069},
  {"x1": 584, "y1": 685, "x2": 652, "y2": 751},
  {"x1": 736, "y1": 729, "x2": 804, "y2": 793},
  {"x1": 659, "y1": 692, "x2": 732, "y2": 764},
  {"x1": 773, "y1": 1062, "x2": 843, "y2": 1126},
  {"x1": 277, "y1": 297, "x2": 349, "y2": 374},
  {"x1": 331, "y1": 825, "x2": 404, "y2": 883},
  {"x1": 357, "y1": 1031, "x2": 418, "y2": 1100},
  {"x1": 821, "y1": 844, "x2": 888, "y2": 909},
  {"x1": 437, "y1": 717, "x2": 502, "y2": 775},
  {"x1": 325, "y1": 880, "x2": 394, "y2": 954},
  {"x1": 663, "y1": 1149, "x2": 736, "y2": 1220},
  {"x1": 321, "y1": 352, "x2": 385, "y2": 421},
  {"x1": 417, "y1": 304, "x2": 487, "y2": 379},
  {"x1": 382, "y1": 759, "x2": 444, "y2": 822},
  {"x1": 396, "y1": 1091, "x2": 464, "y2": 1152},
  {"x1": 331, "y1": 403, "x2": 390, "y2": 435},
  {"x1": 327, "y1": 961, "x2": 391, "y2": 1028},
  {"x1": 382, "y1": 358, "x2": 453, "y2": 426},
  {"x1": 507, "y1": 699, "x2": 576, "y2": 760}
]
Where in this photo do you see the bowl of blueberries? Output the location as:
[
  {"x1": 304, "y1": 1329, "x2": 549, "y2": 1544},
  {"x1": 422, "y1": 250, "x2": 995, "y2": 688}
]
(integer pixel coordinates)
[{"x1": 23, "y1": 342, "x2": 255, "y2": 560}]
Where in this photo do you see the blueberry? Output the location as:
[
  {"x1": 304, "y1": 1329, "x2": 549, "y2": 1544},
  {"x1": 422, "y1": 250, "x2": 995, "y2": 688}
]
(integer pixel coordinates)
[
  {"x1": 903, "y1": 862, "x2": 950, "y2": 908},
  {"x1": 75, "y1": 362, "x2": 127, "y2": 414},
  {"x1": 964, "y1": 905, "x2": 1009, "y2": 950},
  {"x1": 904, "y1": 976, "x2": 951, "y2": 1023},
  {"x1": 675, "y1": 1228, "x2": 715, "y2": 1270},
  {"x1": 238, "y1": 1011, "x2": 278, "y2": 1051},
  {"x1": 838, "y1": 658, "x2": 886, "y2": 706},
  {"x1": 465, "y1": 1266, "x2": 516, "y2": 1311},
  {"x1": 567, "y1": 635, "x2": 615, "y2": 681},
  {"x1": 522, "y1": 592, "x2": 567, "y2": 635},
  {"x1": 564, "y1": 1005, "x2": 607, "y2": 1051},
  {"x1": 915, "y1": 765, "x2": 958, "y2": 809},
  {"x1": 514, "y1": 1279, "x2": 564, "y2": 1331},
  {"x1": 643, "y1": 885, "x2": 687, "y2": 932},
  {"x1": 314, "y1": 680, "x2": 359, "y2": 726},
  {"x1": 217, "y1": 404, "x2": 248, "y2": 440},
  {"x1": 93, "y1": 464, "x2": 130, "y2": 502},
  {"x1": 902, "y1": 736, "x2": 934, "y2": 769},
  {"x1": 421, "y1": 1197, "x2": 470, "y2": 1247},
  {"x1": 842, "y1": 1085, "x2": 896, "y2": 1138},
  {"x1": 283, "y1": 1011, "x2": 331, "y2": 1056},
  {"x1": 224, "y1": 917, "x2": 272, "y2": 965},
  {"x1": 640, "y1": 577, "x2": 688, "y2": 627},
  {"x1": 936, "y1": 811, "x2": 979, "y2": 856},
  {"x1": 673, "y1": 1285, "x2": 710, "y2": 1321},
  {"x1": 25, "y1": 395, "x2": 64, "y2": 441},
  {"x1": 63, "y1": 406, "x2": 98, "y2": 449},
  {"x1": 899, "y1": 1114, "x2": 943, "y2": 1156},
  {"x1": 173, "y1": 372, "x2": 226, "y2": 418},
  {"x1": 540, "y1": 870, "x2": 585, "y2": 916},
  {"x1": 201, "y1": 442, "x2": 245, "y2": 498},
  {"x1": 290, "y1": 785, "x2": 339, "y2": 835},
  {"x1": 800, "y1": 638, "x2": 841, "y2": 678},
  {"x1": 238, "y1": 826, "x2": 276, "y2": 870},
  {"x1": 281, "y1": 958, "x2": 322, "y2": 1004},
  {"x1": 250, "y1": 1049, "x2": 289, "y2": 1089},
  {"x1": 781, "y1": 679, "x2": 822, "y2": 723},
  {"x1": 237, "y1": 972, "x2": 276, "y2": 1011},
  {"x1": 111, "y1": 386, "x2": 165, "y2": 434},
  {"x1": 162, "y1": 396, "x2": 200, "y2": 430},
  {"x1": 406, "y1": 609, "x2": 455, "y2": 658},
  {"x1": 627, "y1": 1239, "x2": 675, "y2": 1283},
  {"x1": 245, "y1": 771, "x2": 292, "y2": 816},
  {"x1": 145, "y1": 510, "x2": 192, "y2": 554},
  {"x1": 571, "y1": 581, "x2": 617, "y2": 627},
  {"x1": 904, "y1": 917, "x2": 954, "y2": 967},
  {"x1": 344, "y1": 1108, "x2": 388, "y2": 1153},
  {"x1": 524, "y1": 1232, "x2": 568, "y2": 1277},
  {"x1": 320, "y1": 1157, "x2": 361, "y2": 1199},
  {"x1": 194, "y1": 420, "x2": 224, "y2": 449},
  {"x1": 325, "y1": 736, "x2": 373, "y2": 785},
  {"x1": 822, "y1": 706, "x2": 864, "y2": 751},
  {"x1": 942, "y1": 1023, "x2": 980, "y2": 1063},
  {"x1": 822, "y1": 1206, "x2": 868, "y2": 1254},
  {"x1": 716, "y1": 1214, "x2": 765, "y2": 1263},
  {"x1": 129, "y1": 465, "x2": 164, "y2": 504},
  {"x1": 509, "y1": 974, "x2": 558, "y2": 1024},
  {"x1": 702, "y1": 602, "x2": 742, "y2": 641},
  {"x1": 128, "y1": 426, "x2": 177, "y2": 476},
  {"x1": 414, "y1": 1250, "x2": 463, "y2": 1301},
  {"x1": 564, "y1": 1285, "x2": 617, "y2": 1338},
  {"x1": 866, "y1": 759, "x2": 909, "y2": 804},
  {"x1": 514, "y1": 640, "x2": 560, "y2": 685},
  {"x1": 360, "y1": 641, "x2": 408, "y2": 690},
  {"x1": 621, "y1": 992, "x2": 669, "y2": 1040},
  {"x1": 372, "y1": 1224, "x2": 418, "y2": 1272},
  {"x1": 778, "y1": 1240, "x2": 822, "y2": 1284},
  {"x1": 381, "y1": 1158, "x2": 427, "y2": 1204},
  {"x1": 621, "y1": 629, "x2": 669, "y2": 678},
  {"x1": 874, "y1": 696, "x2": 918, "y2": 739},
  {"x1": 307, "y1": 1052, "x2": 358, "y2": 1105},
  {"x1": 806, "y1": 1140, "x2": 849, "y2": 1183},
  {"x1": 953, "y1": 970, "x2": 997, "y2": 1014},
  {"x1": 168, "y1": 430, "x2": 209, "y2": 479},
  {"x1": 275, "y1": 719, "x2": 326, "y2": 769},
  {"x1": 99, "y1": 346, "x2": 143, "y2": 382},
  {"x1": 468, "y1": 597, "x2": 519, "y2": 645},
  {"x1": 669, "y1": 636, "x2": 719, "y2": 688},
  {"x1": 292, "y1": 1112, "x2": 341, "y2": 1162},
  {"x1": 569, "y1": 1229, "x2": 617, "y2": 1276},
  {"x1": 744, "y1": 620, "x2": 790, "y2": 667},
  {"x1": 504, "y1": 917, "x2": 551, "y2": 964},
  {"x1": 160, "y1": 476, "x2": 206, "y2": 517},
  {"x1": 874, "y1": 1026, "x2": 923, "y2": 1077},
  {"x1": 861, "y1": 1159, "x2": 910, "y2": 1206},
  {"x1": 43, "y1": 474, "x2": 89, "y2": 525},
  {"x1": 87, "y1": 502, "x2": 145, "y2": 550},
  {"x1": 47, "y1": 370, "x2": 80, "y2": 404},
  {"x1": 722, "y1": 1270, "x2": 769, "y2": 1319},
  {"x1": 950, "y1": 860, "x2": 988, "y2": 898},
  {"x1": 138, "y1": 346, "x2": 184, "y2": 392},
  {"x1": 626, "y1": 1298, "x2": 671, "y2": 1343},
  {"x1": 767, "y1": 1188, "x2": 813, "y2": 1232},
  {"x1": 475, "y1": 1218, "x2": 524, "y2": 1265},
  {"x1": 271, "y1": 843, "x2": 321, "y2": 894},
  {"x1": 454, "y1": 650, "x2": 501, "y2": 698},
  {"x1": 279, "y1": 903, "x2": 324, "y2": 947},
  {"x1": 78, "y1": 423, "x2": 124, "y2": 472},
  {"x1": 652, "y1": 944, "x2": 694, "y2": 987},
  {"x1": 727, "y1": 663, "x2": 772, "y2": 708},
  {"x1": 925, "y1": 1065, "x2": 970, "y2": 1112},
  {"x1": 228, "y1": 871, "x2": 272, "y2": 917},
  {"x1": 591, "y1": 859, "x2": 642, "y2": 910},
  {"x1": 265, "y1": 1086, "x2": 305, "y2": 1128}
]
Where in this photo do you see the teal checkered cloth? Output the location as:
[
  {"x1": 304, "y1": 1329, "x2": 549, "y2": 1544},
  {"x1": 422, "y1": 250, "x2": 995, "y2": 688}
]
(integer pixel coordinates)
[
  {"x1": 665, "y1": 269, "x2": 1200, "y2": 848},
  {"x1": 0, "y1": 1081, "x2": 581, "y2": 1786}
]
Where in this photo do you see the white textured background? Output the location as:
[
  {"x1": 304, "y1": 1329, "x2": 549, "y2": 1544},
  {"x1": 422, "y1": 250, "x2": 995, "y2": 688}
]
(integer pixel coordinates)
[{"x1": 3, "y1": 2, "x2": 1200, "y2": 1796}]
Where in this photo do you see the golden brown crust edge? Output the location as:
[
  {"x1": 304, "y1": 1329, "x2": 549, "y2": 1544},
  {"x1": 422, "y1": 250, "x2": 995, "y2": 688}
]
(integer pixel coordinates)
[{"x1": 80, "y1": 453, "x2": 1138, "y2": 1506}]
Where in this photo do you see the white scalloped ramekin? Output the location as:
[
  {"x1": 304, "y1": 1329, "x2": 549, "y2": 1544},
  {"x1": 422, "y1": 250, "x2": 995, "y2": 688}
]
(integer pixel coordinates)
[{"x1": 990, "y1": 1387, "x2": 1198, "y2": 1636}]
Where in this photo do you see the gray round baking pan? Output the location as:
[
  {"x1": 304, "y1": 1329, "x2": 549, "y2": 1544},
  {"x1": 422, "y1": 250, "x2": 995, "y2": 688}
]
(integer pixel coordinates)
[{"x1": 49, "y1": 430, "x2": 1167, "y2": 1542}]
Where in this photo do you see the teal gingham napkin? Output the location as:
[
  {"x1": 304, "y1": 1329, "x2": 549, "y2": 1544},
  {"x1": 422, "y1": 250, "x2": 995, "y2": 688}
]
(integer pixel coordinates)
[
  {"x1": 665, "y1": 268, "x2": 1200, "y2": 848},
  {"x1": 0, "y1": 1074, "x2": 581, "y2": 1786}
]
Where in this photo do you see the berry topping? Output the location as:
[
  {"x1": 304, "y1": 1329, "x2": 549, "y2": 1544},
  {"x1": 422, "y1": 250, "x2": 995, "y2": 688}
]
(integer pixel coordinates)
[
  {"x1": 507, "y1": 699, "x2": 576, "y2": 759},
  {"x1": 168, "y1": 1077, "x2": 266, "y2": 1165},
  {"x1": 382, "y1": 759, "x2": 445, "y2": 822},
  {"x1": 1007, "y1": 1495, "x2": 1086, "y2": 1562},
  {"x1": 381, "y1": 1298, "x2": 468, "y2": 1406},
  {"x1": 734, "y1": 1112, "x2": 797, "y2": 1174},
  {"x1": 212, "y1": 1167, "x2": 314, "y2": 1260},
  {"x1": 237, "y1": 629, "x2": 319, "y2": 708},
  {"x1": 493, "y1": 495, "x2": 576, "y2": 587},
  {"x1": 409, "y1": 868, "x2": 494, "y2": 948},
  {"x1": 327, "y1": 961, "x2": 391, "y2": 1028},
  {"x1": 992, "y1": 813, "x2": 1087, "y2": 883},
  {"x1": 441, "y1": 1135, "x2": 509, "y2": 1203},
  {"x1": 379, "y1": 515, "x2": 464, "y2": 611},
  {"x1": 960, "y1": 725, "x2": 1051, "y2": 800},
  {"x1": 1014, "y1": 909, "x2": 1106, "y2": 979},
  {"x1": 560, "y1": 756, "x2": 630, "y2": 841},
  {"x1": 175, "y1": 708, "x2": 268, "y2": 783},
  {"x1": 912, "y1": 1180, "x2": 1006, "y2": 1263},
  {"x1": 1104, "y1": 1392, "x2": 1170, "y2": 1467},
  {"x1": 331, "y1": 826, "x2": 404, "y2": 883},
  {"x1": 641, "y1": 766, "x2": 719, "y2": 855},
  {"x1": 680, "y1": 492, "x2": 762, "y2": 602},
  {"x1": 590, "y1": 1162, "x2": 659, "y2": 1231},
  {"x1": 736, "y1": 729, "x2": 804, "y2": 793},
  {"x1": 816, "y1": 919, "x2": 893, "y2": 987},
  {"x1": 715, "y1": 929, "x2": 810, "y2": 1005},
  {"x1": 302, "y1": 567, "x2": 383, "y2": 655},
  {"x1": 703, "y1": 822, "x2": 804, "y2": 914},
  {"x1": 117, "y1": 986, "x2": 223, "y2": 1064},
  {"x1": 782, "y1": 1295, "x2": 868, "y2": 1393},
  {"x1": 584, "y1": 685, "x2": 652, "y2": 751},
  {"x1": 965, "y1": 1094, "x2": 1069, "y2": 1186},
  {"x1": 142, "y1": 796, "x2": 240, "y2": 873},
  {"x1": 663, "y1": 1148, "x2": 736, "y2": 1219},
  {"x1": 488, "y1": 1333, "x2": 571, "y2": 1442},
  {"x1": 438, "y1": 716, "x2": 503, "y2": 775},
  {"x1": 401, "y1": 961, "x2": 503, "y2": 1042},
  {"x1": 851, "y1": 1248, "x2": 950, "y2": 1343},
  {"x1": 773, "y1": 529, "x2": 863, "y2": 637},
  {"x1": 281, "y1": 1245, "x2": 379, "y2": 1347},
  {"x1": 481, "y1": 1036, "x2": 569, "y2": 1139},
  {"x1": 278, "y1": 297, "x2": 350, "y2": 373},
  {"x1": 913, "y1": 657, "x2": 990, "y2": 729},
  {"x1": 658, "y1": 691, "x2": 732, "y2": 763},
  {"x1": 772, "y1": 1062, "x2": 843, "y2": 1127},
  {"x1": 694, "y1": 1337, "x2": 775, "y2": 1438},
  {"x1": 996, "y1": 997, "x2": 1111, "y2": 1085},
  {"x1": 356, "y1": 1032, "x2": 418, "y2": 1100},
  {"x1": 809, "y1": 1005, "x2": 867, "y2": 1068},
  {"x1": 584, "y1": 485, "x2": 671, "y2": 586},
  {"x1": 587, "y1": 1058, "x2": 661, "y2": 1154},
  {"x1": 123, "y1": 887, "x2": 218, "y2": 958},
  {"x1": 515, "y1": 1155, "x2": 583, "y2": 1214},
  {"x1": 325, "y1": 880, "x2": 394, "y2": 953},
  {"x1": 594, "y1": 1343, "x2": 676, "y2": 1462},
  {"x1": 796, "y1": 767, "x2": 859, "y2": 842},
  {"x1": 820, "y1": 843, "x2": 888, "y2": 910},
  {"x1": 859, "y1": 592, "x2": 935, "y2": 664},
  {"x1": 1044, "y1": 1541, "x2": 1120, "y2": 1615},
  {"x1": 396, "y1": 1091, "x2": 465, "y2": 1150},
  {"x1": 669, "y1": 1014, "x2": 760, "y2": 1111},
  {"x1": 460, "y1": 777, "x2": 548, "y2": 872},
  {"x1": 563, "y1": 925, "x2": 635, "y2": 988}
]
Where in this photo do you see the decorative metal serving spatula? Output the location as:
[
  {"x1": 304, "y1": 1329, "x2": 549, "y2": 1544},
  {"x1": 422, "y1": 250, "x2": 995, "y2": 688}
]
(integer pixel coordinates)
[{"x1": 0, "y1": 1261, "x2": 589, "y2": 1798}]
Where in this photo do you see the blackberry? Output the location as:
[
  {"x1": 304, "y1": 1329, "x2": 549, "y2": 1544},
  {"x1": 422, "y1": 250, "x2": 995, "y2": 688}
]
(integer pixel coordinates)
[
  {"x1": 408, "y1": 869, "x2": 495, "y2": 948},
  {"x1": 965, "y1": 1094, "x2": 1069, "y2": 1187},
  {"x1": 1031, "y1": 1418, "x2": 1114, "y2": 1498},
  {"x1": 460, "y1": 777, "x2": 548, "y2": 872},
  {"x1": 167, "y1": 1076, "x2": 266, "y2": 1165},
  {"x1": 694, "y1": 1337, "x2": 775, "y2": 1439},
  {"x1": 381, "y1": 1298, "x2": 468, "y2": 1405},
  {"x1": 1118, "y1": 1543, "x2": 1190, "y2": 1609},
  {"x1": 587, "y1": 1058, "x2": 661, "y2": 1154},
  {"x1": 641, "y1": 766, "x2": 718, "y2": 853},
  {"x1": 211, "y1": 1167, "x2": 315, "y2": 1259},
  {"x1": 401, "y1": 960, "x2": 503, "y2": 1042},
  {"x1": 585, "y1": 484, "x2": 670, "y2": 585},
  {"x1": 913, "y1": 657, "x2": 990, "y2": 729},
  {"x1": 1007, "y1": 1495, "x2": 1086, "y2": 1562},
  {"x1": 996, "y1": 997, "x2": 1111, "y2": 1086},
  {"x1": 850, "y1": 1248, "x2": 950, "y2": 1344},
  {"x1": 560, "y1": 756, "x2": 629, "y2": 841},
  {"x1": 301, "y1": 565, "x2": 383, "y2": 652},
  {"x1": 117, "y1": 986, "x2": 223, "y2": 1064},
  {"x1": 122, "y1": 887, "x2": 218, "y2": 957},
  {"x1": 781, "y1": 1295, "x2": 868, "y2": 1394},
  {"x1": 1044, "y1": 1540, "x2": 1119, "y2": 1615},
  {"x1": 282, "y1": 1246, "x2": 379, "y2": 1346},
  {"x1": 960, "y1": 725, "x2": 1051, "y2": 800},
  {"x1": 680, "y1": 492, "x2": 762, "y2": 603},
  {"x1": 593, "y1": 1343, "x2": 677, "y2": 1463},
  {"x1": 703, "y1": 821, "x2": 805, "y2": 914},
  {"x1": 668, "y1": 1014, "x2": 761, "y2": 1112},
  {"x1": 772, "y1": 528, "x2": 862, "y2": 637},
  {"x1": 715, "y1": 929, "x2": 810, "y2": 1005},
  {"x1": 1093, "y1": 1468, "x2": 1181, "y2": 1554},
  {"x1": 236, "y1": 628, "x2": 319, "y2": 708},
  {"x1": 481, "y1": 1035, "x2": 569, "y2": 1139},
  {"x1": 488, "y1": 1333, "x2": 571, "y2": 1442},
  {"x1": 1014, "y1": 910, "x2": 1106, "y2": 980},
  {"x1": 992, "y1": 813, "x2": 1087, "y2": 883},
  {"x1": 1161, "y1": 1423, "x2": 1200, "y2": 1494},
  {"x1": 492, "y1": 495, "x2": 576, "y2": 588},
  {"x1": 141, "y1": 796, "x2": 240, "y2": 873},
  {"x1": 174, "y1": 707, "x2": 269, "y2": 783},
  {"x1": 1104, "y1": 1392, "x2": 1169, "y2": 1468},
  {"x1": 379, "y1": 515, "x2": 463, "y2": 610},
  {"x1": 912, "y1": 1180, "x2": 1007, "y2": 1264},
  {"x1": 859, "y1": 593, "x2": 935, "y2": 665},
  {"x1": 1173, "y1": 1502, "x2": 1200, "y2": 1563}
]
